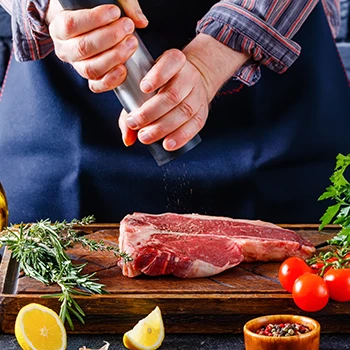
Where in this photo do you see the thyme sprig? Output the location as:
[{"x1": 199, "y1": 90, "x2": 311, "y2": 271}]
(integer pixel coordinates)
[{"x1": 0, "y1": 216, "x2": 131, "y2": 330}]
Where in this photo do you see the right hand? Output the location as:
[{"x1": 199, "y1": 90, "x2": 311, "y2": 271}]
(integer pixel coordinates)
[{"x1": 46, "y1": 0, "x2": 148, "y2": 92}]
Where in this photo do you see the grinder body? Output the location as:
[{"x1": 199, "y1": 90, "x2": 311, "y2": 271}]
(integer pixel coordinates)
[{"x1": 58, "y1": 0, "x2": 201, "y2": 166}]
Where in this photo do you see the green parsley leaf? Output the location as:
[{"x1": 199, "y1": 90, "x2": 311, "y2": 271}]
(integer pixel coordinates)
[{"x1": 319, "y1": 153, "x2": 350, "y2": 246}]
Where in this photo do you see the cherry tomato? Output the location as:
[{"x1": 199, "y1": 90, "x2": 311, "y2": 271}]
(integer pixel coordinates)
[
  {"x1": 326, "y1": 257, "x2": 338, "y2": 263},
  {"x1": 278, "y1": 257, "x2": 311, "y2": 293},
  {"x1": 323, "y1": 268, "x2": 350, "y2": 302},
  {"x1": 310, "y1": 262, "x2": 325, "y2": 274},
  {"x1": 292, "y1": 273, "x2": 329, "y2": 312},
  {"x1": 310, "y1": 260, "x2": 334, "y2": 275}
]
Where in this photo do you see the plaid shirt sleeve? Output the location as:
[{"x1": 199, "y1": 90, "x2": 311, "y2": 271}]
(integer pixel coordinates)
[
  {"x1": 0, "y1": 0, "x2": 341, "y2": 72},
  {"x1": 0, "y1": 0, "x2": 53, "y2": 62},
  {"x1": 197, "y1": 0, "x2": 340, "y2": 86}
]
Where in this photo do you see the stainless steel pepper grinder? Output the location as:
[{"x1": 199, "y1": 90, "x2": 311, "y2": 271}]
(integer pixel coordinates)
[{"x1": 58, "y1": 0, "x2": 202, "y2": 166}]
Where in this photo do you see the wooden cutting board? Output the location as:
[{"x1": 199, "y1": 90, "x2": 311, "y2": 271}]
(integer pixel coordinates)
[{"x1": 0, "y1": 224, "x2": 347, "y2": 334}]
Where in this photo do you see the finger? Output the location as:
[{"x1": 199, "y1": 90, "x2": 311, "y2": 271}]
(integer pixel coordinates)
[
  {"x1": 126, "y1": 61, "x2": 195, "y2": 130},
  {"x1": 140, "y1": 49, "x2": 186, "y2": 93},
  {"x1": 89, "y1": 64, "x2": 127, "y2": 93},
  {"x1": 118, "y1": 0, "x2": 149, "y2": 28},
  {"x1": 73, "y1": 34, "x2": 138, "y2": 80},
  {"x1": 137, "y1": 89, "x2": 202, "y2": 146},
  {"x1": 52, "y1": 5, "x2": 122, "y2": 40},
  {"x1": 162, "y1": 104, "x2": 207, "y2": 151},
  {"x1": 119, "y1": 109, "x2": 138, "y2": 146},
  {"x1": 56, "y1": 17, "x2": 135, "y2": 62}
]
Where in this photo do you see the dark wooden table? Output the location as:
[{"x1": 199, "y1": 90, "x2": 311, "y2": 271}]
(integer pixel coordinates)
[{"x1": 1, "y1": 224, "x2": 350, "y2": 345}]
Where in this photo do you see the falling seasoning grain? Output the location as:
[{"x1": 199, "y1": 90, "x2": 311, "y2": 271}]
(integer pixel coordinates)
[{"x1": 162, "y1": 162, "x2": 193, "y2": 212}]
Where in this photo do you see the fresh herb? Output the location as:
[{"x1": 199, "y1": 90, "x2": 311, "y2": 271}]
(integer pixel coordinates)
[
  {"x1": 308, "y1": 153, "x2": 350, "y2": 275},
  {"x1": 318, "y1": 153, "x2": 350, "y2": 246},
  {"x1": 0, "y1": 216, "x2": 131, "y2": 330}
]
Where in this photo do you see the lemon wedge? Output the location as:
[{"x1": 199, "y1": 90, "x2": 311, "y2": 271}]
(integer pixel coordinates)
[
  {"x1": 0, "y1": 182, "x2": 9, "y2": 231},
  {"x1": 15, "y1": 303, "x2": 67, "y2": 350},
  {"x1": 123, "y1": 306, "x2": 165, "y2": 350}
]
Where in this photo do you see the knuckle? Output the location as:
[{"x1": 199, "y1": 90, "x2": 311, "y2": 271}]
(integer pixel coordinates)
[
  {"x1": 178, "y1": 102, "x2": 194, "y2": 121},
  {"x1": 193, "y1": 113, "x2": 206, "y2": 130},
  {"x1": 136, "y1": 109, "x2": 149, "y2": 126},
  {"x1": 109, "y1": 46, "x2": 124, "y2": 65},
  {"x1": 152, "y1": 124, "x2": 166, "y2": 137},
  {"x1": 110, "y1": 27, "x2": 122, "y2": 44},
  {"x1": 76, "y1": 36, "x2": 92, "y2": 58},
  {"x1": 165, "y1": 48, "x2": 186, "y2": 64},
  {"x1": 89, "y1": 7, "x2": 102, "y2": 22},
  {"x1": 178, "y1": 128, "x2": 191, "y2": 141},
  {"x1": 163, "y1": 88, "x2": 182, "y2": 105},
  {"x1": 62, "y1": 13, "x2": 76, "y2": 37},
  {"x1": 82, "y1": 63, "x2": 99, "y2": 80},
  {"x1": 149, "y1": 70, "x2": 163, "y2": 84}
]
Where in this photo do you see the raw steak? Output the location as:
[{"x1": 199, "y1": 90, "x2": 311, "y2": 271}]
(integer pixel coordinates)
[{"x1": 118, "y1": 212, "x2": 316, "y2": 278}]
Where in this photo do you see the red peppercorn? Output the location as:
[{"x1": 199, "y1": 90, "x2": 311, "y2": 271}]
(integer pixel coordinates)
[{"x1": 256, "y1": 322, "x2": 310, "y2": 337}]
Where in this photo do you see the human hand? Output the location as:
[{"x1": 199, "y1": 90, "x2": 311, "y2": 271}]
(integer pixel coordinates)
[
  {"x1": 46, "y1": 0, "x2": 148, "y2": 92},
  {"x1": 119, "y1": 34, "x2": 250, "y2": 151},
  {"x1": 118, "y1": 48, "x2": 210, "y2": 151}
]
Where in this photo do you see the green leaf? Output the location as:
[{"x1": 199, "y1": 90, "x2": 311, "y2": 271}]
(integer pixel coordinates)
[
  {"x1": 319, "y1": 203, "x2": 341, "y2": 230},
  {"x1": 328, "y1": 226, "x2": 350, "y2": 247},
  {"x1": 318, "y1": 186, "x2": 337, "y2": 201}
]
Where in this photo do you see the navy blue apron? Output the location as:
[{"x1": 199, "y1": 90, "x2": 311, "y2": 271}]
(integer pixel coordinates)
[{"x1": 0, "y1": 2, "x2": 349, "y2": 224}]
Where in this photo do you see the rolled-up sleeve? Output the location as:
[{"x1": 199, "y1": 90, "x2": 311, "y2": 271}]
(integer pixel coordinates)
[
  {"x1": 0, "y1": 0, "x2": 340, "y2": 66},
  {"x1": 0, "y1": 0, "x2": 53, "y2": 62},
  {"x1": 196, "y1": 0, "x2": 319, "y2": 86}
]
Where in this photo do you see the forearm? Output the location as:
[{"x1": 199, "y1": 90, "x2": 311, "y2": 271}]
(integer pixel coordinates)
[
  {"x1": 196, "y1": 0, "x2": 322, "y2": 85},
  {"x1": 183, "y1": 33, "x2": 249, "y2": 103}
]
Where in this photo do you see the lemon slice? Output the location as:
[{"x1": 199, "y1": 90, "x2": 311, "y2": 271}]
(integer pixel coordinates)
[
  {"x1": 123, "y1": 306, "x2": 165, "y2": 350},
  {"x1": 15, "y1": 303, "x2": 67, "y2": 350}
]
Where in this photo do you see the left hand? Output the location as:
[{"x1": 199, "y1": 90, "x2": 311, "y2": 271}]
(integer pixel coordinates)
[{"x1": 118, "y1": 48, "x2": 210, "y2": 151}]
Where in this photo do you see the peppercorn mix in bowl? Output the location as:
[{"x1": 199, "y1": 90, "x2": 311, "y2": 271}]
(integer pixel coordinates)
[{"x1": 243, "y1": 314, "x2": 320, "y2": 350}]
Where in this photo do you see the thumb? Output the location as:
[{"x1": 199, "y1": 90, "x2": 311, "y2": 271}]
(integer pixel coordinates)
[{"x1": 118, "y1": 0, "x2": 148, "y2": 28}]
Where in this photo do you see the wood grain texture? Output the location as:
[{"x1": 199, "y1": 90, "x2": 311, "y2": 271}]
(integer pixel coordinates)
[{"x1": 0, "y1": 225, "x2": 346, "y2": 335}]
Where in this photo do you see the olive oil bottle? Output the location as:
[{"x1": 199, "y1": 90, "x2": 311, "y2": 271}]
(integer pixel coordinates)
[{"x1": 0, "y1": 182, "x2": 9, "y2": 231}]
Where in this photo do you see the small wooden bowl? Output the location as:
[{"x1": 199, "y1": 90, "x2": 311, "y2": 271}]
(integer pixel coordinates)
[{"x1": 243, "y1": 314, "x2": 320, "y2": 350}]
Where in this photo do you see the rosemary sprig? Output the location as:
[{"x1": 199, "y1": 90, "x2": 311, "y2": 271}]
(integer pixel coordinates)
[{"x1": 0, "y1": 216, "x2": 131, "y2": 330}]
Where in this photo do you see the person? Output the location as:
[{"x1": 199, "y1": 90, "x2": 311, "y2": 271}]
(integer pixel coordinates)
[
  {"x1": 0, "y1": 5, "x2": 12, "y2": 88},
  {"x1": 0, "y1": 0, "x2": 349, "y2": 225}
]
